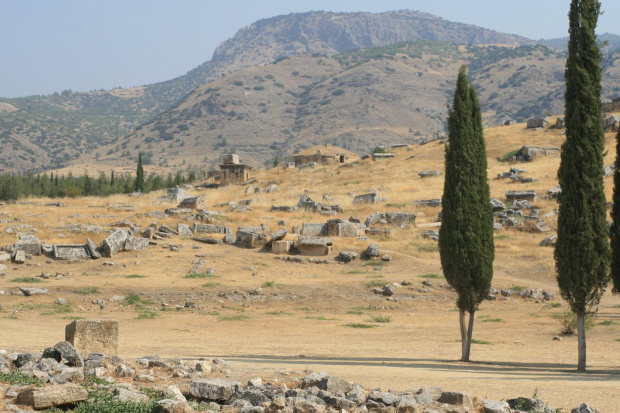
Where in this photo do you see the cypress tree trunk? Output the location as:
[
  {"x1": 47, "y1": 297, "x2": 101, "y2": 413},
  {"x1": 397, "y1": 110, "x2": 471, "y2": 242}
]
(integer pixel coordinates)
[
  {"x1": 611, "y1": 126, "x2": 620, "y2": 294},
  {"x1": 459, "y1": 309, "x2": 469, "y2": 362},
  {"x1": 577, "y1": 313, "x2": 586, "y2": 372}
]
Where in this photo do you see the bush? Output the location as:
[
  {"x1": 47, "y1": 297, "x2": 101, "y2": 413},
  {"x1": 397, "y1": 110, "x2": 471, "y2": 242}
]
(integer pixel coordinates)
[
  {"x1": 332, "y1": 89, "x2": 345, "y2": 96},
  {"x1": 554, "y1": 311, "x2": 594, "y2": 335}
]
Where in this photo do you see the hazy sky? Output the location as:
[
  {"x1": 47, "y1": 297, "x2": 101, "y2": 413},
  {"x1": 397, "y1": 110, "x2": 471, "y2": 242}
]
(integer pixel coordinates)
[{"x1": 2, "y1": 0, "x2": 619, "y2": 98}]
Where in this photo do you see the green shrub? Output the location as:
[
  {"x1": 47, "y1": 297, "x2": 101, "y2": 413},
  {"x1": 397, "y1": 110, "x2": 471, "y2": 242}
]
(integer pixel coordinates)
[
  {"x1": 73, "y1": 287, "x2": 99, "y2": 295},
  {"x1": 554, "y1": 311, "x2": 594, "y2": 335},
  {"x1": 343, "y1": 323, "x2": 378, "y2": 329},
  {"x1": 0, "y1": 371, "x2": 44, "y2": 386},
  {"x1": 11, "y1": 277, "x2": 43, "y2": 283}
]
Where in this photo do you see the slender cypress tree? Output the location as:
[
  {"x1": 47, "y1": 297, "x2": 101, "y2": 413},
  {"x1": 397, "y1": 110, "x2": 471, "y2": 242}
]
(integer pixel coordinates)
[
  {"x1": 134, "y1": 153, "x2": 144, "y2": 193},
  {"x1": 556, "y1": 0, "x2": 610, "y2": 372},
  {"x1": 439, "y1": 65, "x2": 494, "y2": 362},
  {"x1": 613, "y1": 124, "x2": 620, "y2": 295}
]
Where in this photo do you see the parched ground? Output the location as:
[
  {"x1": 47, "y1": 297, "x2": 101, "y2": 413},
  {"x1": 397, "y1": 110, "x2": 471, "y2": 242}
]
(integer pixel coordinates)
[{"x1": 0, "y1": 120, "x2": 619, "y2": 411}]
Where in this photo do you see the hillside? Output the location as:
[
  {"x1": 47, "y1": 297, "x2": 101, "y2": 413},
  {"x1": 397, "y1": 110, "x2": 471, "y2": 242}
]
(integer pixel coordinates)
[
  {"x1": 0, "y1": 120, "x2": 619, "y2": 411},
  {"x1": 85, "y1": 41, "x2": 620, "y2": 173},
  {"x1": 0, "y1": 10, "x2": 536, "y2": 173}
]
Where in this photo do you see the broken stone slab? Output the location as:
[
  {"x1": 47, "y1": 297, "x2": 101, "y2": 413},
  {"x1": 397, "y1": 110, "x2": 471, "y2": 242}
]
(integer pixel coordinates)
[
  {"x1": 194, "y1": 224, "x2": 231, "y2": 235},
  {"x1": 155, "y1": 399, "x2": 195, "y2": 413},
  {"x1": 365, "y1": 227, "x2": 392, "y2": 236},
  {"x1": 298, "y1": 162, "x2": 319, "y2": 170},
  {"x1": 53, "y1": 244, "x2": 90, "y2": 260},
  {"x1": 236, "y1": 231, "x2": 268, "y2": 249},
  {"x1": 539, "y1": 235, "x2": 557, "y2": 247},
  {"x1": 164, "y1": 208, "x2": 194, "y2": 216},
  {"x1": 297, "y1": 236, "x2": 333, "y2": 256},
  {"x1": 420, "y1": 230, "x2": 439, "y2": 240},
  {"x1": 65, "y1": 319, "x2": 118, "y2": 357},
  {"x1": 13, "y1": 250, "x2": 26, "y2": 264},
  {"x1": 193, "y1": 237, "x2": 224, "y2": 245},
  {"x1": 159, "y1": 224, "x2": 179, "y2": 236},
  {"x1": 179, "y1": 196, "x2": 206, "y2": 210},
  {"x1": 413, "y1": 199, "x2": 441, "y2": 208},
  {"x1": 327, "y1": 221, "x2": 365, "y2": 237},
  {"x1": 365, "y1": 244, "x2": 380, "y2": 258},
  {"x1": 20, "y1": 287, "x2": 48, "y2": 296},
  {"x1": 506, "y1": 190, "x2": 537, "y2": 202},
  {"x1": 86, "y1": 238, "x2": 101, "y2": 259},
  {"x1": 53, "y1": 341, "x2": 84, "y2": 367},
  {"x1": 101, "y1": 229, "x2": 128, "y2": 257},
  {"x1": 109, "y1": 205, "x2": 138, "y2": 212},
  {"x1": 490, "y1": 198, "x2": 505, "y2": 211},
  {"x1": 0, "y1": 251, "x2": 11, "y2": 262},
  {"x1": 124, "y1": 236, "x2": 150, "y2": 252},
  {"x1": 270, "y1": 205, "x2": 298, "y2": 212},
  {"x1": 506, "y1": 397, "x2": 547, "y2": 412},
  {"x1": 300, "y1": 223, "x2": 329, "y2": 237},
  {"x1": 167, "y1": 187, "x2": 187, "y2": 202},
  {"x1": 15, "y1": 384, "x2": 88, "y2": 409},
  {"x1": 190, "y1": 378, "x2": 240, "y2": 402},
  {"x1": 437, "y1": 392, "x2": 473, "y2": 410},
  {"x1": 337, "y1": 251, "x2": 359, "y2": 263},
  {"x1": 15, "y1": 234, "x2": 42, "y2": 255},
  {"x1": 371, "y1": 153, "x2": 396, "y2": 160},
  {"x1": 177, "y1": 223, "x2": 193, "y2": 238},
  {"x1": 481, "y1": 399, "x2": 511, "y2": 413},
  {"x1": 353, "y1": 193, "x2": 380, "y2": 205},
  {"x1": 385, "y1": 212, "x2": 416, "y2": 224},
  {"x1": 418, "y1": 171, "x2": 441, "y2": 178},
  {"x1": 272, "y1": 240, "x2": 295, "y2": 255},
  {"x1": 365, "y1": 212, "x2": 386, "y2": 227}
]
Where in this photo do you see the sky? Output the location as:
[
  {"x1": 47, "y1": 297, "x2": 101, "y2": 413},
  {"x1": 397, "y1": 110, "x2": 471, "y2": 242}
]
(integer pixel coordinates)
[{"x1": 2, "y1": 0, "x2": 619, "y2": 98}]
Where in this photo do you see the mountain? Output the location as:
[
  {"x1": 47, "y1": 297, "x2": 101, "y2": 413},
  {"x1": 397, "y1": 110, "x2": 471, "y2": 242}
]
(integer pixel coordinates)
[
  {"x1": 0, "y1": 10, "x2": 535, "y2": 173},
  {"x1": 83, "y1": 41, "x2": 619, "y2": 173},
  {"x1": 540, "y1": 32, "x2": 620, "y2": 52}
]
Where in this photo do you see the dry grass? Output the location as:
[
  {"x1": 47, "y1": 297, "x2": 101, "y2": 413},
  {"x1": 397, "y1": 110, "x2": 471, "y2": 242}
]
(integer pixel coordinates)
[{"x1": 0, "y1": 119, "x2": 619, "y2": 411}]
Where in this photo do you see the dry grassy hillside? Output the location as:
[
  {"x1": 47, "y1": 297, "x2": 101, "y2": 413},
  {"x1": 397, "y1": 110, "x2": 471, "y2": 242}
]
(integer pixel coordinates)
[{"x1": 0, "y1": 120, "x2": 619, "y2": 411}]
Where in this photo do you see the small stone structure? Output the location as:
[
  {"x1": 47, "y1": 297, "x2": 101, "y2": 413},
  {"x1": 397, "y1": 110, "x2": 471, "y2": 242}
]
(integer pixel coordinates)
[
  {"x1": 297, "y1": 236, "x2": 333, "y2": 256},
  {"x1": 519, "y1": 145, "x2": 560, "y2": 161},
  {"x1": 272, "y1": 240, "x2": 295, "y2": 254},
  {"x1": 300, "y1": 223, "x2": 328, "y2": 237},
  {"x1": 526, "y1": 118, "x2": 549, "y2": 129},
  {"x1": 291, "y1": 148, "x2": 352, "y2": 166},
  {"x1": 15, "y1": 234, "x2": 42, "y2": 255},
  {"x1": 178, "y1": 196, "x2": 206, "y2": 210},
  {"x1": 124, "y1": 236, "x2": 149, "y2": 251},
  {"x1": 65, "y1": 319, "x2": 119, "y2": 356},
  {"x1": 352, "y1": 193, "x2": 379, "y2": 205},
  {"x1": 506, "y1": 190, "x2": 537, "y2": 202},
  {"x1": 167, "y1": 187, "x2": 186, "y2": 202},
  {"x1": 235, "y1": 230, "x2": 268, "y2": 249},
  {"x1": 327, "y1": 220, "x2": 365, "y2": 237},
  {"x1": 53, "y1": 244, "x2": 90, "y2": 260},
  {"x1": 219, "y1": 154, "x2": 253, "y2": 184}
]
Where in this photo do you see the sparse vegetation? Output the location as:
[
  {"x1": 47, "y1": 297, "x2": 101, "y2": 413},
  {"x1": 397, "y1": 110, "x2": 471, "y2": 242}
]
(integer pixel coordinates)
[
  {"x1": 73, "y1": 286, "x2": 99, "y2": 295},
  {"x1": 11, "y1": 277, "x2": 43, "y2": 283},
  {"x1": 343, "y1": 323, "x2": 379, "y2": 329}
]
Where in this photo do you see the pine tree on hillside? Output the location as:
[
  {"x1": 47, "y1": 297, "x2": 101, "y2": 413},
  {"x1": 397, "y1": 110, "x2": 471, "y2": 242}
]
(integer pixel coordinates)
[
  {"x1": 555, "y1": 0, "x2": 610, "y2": 372},
  {"x1": 134, "y1": 153, "x2": 144, "y2": 193},
  {"x1": 439, "y1": 65, "x2": 494, "y2": 362}
]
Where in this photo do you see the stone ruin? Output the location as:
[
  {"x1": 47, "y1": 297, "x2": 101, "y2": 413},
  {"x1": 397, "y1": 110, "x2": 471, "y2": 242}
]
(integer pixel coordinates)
[
  {"x1": 352, "y1": 193, "x2": 381, "y2": 205},
  {"x1": 65, "y1": 319, "x2": 119, "y2": 356},
  {"x1": 418, "y1": 171, "x2": 441, "y2": 178},
  {"x1": 167, "y1": 186, "x2": 186, "y2": 202},
  {"x1": 297, "y1": 194, "x2": 343, "y2": 215},
  {"x1": 297, "y1": 236, "x2": 333, "y2": 256},
  {"x1": 526, "y1": 118, "x2": 549, "y2": 129}
]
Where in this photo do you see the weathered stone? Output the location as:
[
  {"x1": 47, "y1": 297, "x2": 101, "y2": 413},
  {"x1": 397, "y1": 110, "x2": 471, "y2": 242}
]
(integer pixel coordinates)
[
  {"x1": 155, "y1": 399, "x2": 196, "y2": 413},
  {"x1": 396, "y1": 397, "x2": 418, "y2": 413},
  {"x1": 300, "y1": 223, "x2": 328, "y2": 237},
  {"x1": 413, "y1": 199, "x2": 441, "y2": 208},
  {"x1": 481, "y1": 399, "x2": 511, "y2": 413},
  {"x1": 179, "y1": 196, "x2": 206, "y2": 210},
  {"x1": 15, "y1": 384, "x2": 87, "y2": 409},
  {"x1": 53, "y1": 244, "x2": 90, "y2": 260},
  {"x1": 327, "y1": 221, "x2": 365, "y2": 237},
  {"x1": 13, "y1": 250, "x2": 26, "y2": 263},
  {"x1": 317, "y1": 375, "x2": 353, "y2": 394},
  {"x1": 385, "y1": 212, "x2": 416, "y2": 224},
  {"x1": 236, "y1": 230, "x2": 268, "y2": 249},
  {"x1": 194, "y1": 224, "x2": 231, "y2": 235},
  {"x1": 178, "y1": 223, "x2": 193, "y2": 238},
  {"x1": 50, "y1": 367, "x2": 84, "y2": 384},
  {"x1": 506, "y1": 190, "x2": 537, "y2": 202},
  {"x1": 124, "y1": 236, "x2": 150, "y2": 252},
  {"x1": 365, "y1": 243, "x2": 380, "y2": 257},
  {"x1": 86, "y1": 238, "x2": 101, "y2": 259},
  {"x1": 101, "y1": 229, "x2": 128, "y2": 257},
  {"x1": 418, "y1": 171, "x2": 441, "y2": 178},
  {"x1": 164, "y1": 208, "x2": 194, "y2": 216},
  {"x1": 353, "y1": 193, "x2": 380, "y2": 205},
  {"x1": 297, "y1": 236, "x2": 333, "y2": 256},
  {"x1": 189, "y1": 378, "x2": 239, "y2": 402},
  {"x1": 272, "y1": 240, "x2": 295, "y2": 255},
  {"x1": 526, "y1": 118, "x2": 549, "y2": 129},
  {"x1": 437, "y1": 391, "x2": 472, "y2": 409},
  {"x1": 539, "y1": 235, "x2": 557, "y2": 247},
  {"x1": 14, "y1": 353, "x2": 38, "y2": 368},
  {"x1": 167, "y1": 187, "x2": 187, "y2": 202},
  {"x1": 114, "y1": 364, "x2": 135, "y2": 377},
  {"x1": 53, "y1": 341, "x2": 84, "y2": 367},
  {"x1": 65, "y1": 320, "x2": 118, "y2": 356},
  {"x1": 364, "y1": 212, "x2": 386, "y2": 227},
  {"x1": 337, "y1": 251, "x2": 359, "y2": 263},
  {"x1": 20, "y1": 287, "x2": 48, "y2": 296},
  {"x1": 270, "y1": 205, "x2": 298, "y2": 212},
  {"x1": 116, "y1": 387, "x2": 149, "y2": 403},
  {"x1": 15, "y1": 234, "x2": 42, "y2": 255},
  {"x1": 571, "y1": 404, "x2": 601, "y2": 413},
  {"x1": 369, "y1": 390, "x2": 399, "y2": 406}
]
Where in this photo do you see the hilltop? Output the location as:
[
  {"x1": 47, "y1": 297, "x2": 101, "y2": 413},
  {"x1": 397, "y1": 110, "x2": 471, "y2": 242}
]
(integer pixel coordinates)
[{"x1": 0, "y1": 119, "x2": 618, "y2": 410}]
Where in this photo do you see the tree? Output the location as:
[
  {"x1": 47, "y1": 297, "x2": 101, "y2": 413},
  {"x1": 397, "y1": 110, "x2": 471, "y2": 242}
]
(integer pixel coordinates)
[
  {"x1": 613, "y1": 125, "x2": 620, "y2": 295},
  {"x1": 134, "y1": 153, "x2": 144, "y2": 193},
  {"x1": 555, "y1": 0, "x2": 610, "y2": 372},
  {"x1": 439, "y1": 65, "x2": 494, "y2": 362}
]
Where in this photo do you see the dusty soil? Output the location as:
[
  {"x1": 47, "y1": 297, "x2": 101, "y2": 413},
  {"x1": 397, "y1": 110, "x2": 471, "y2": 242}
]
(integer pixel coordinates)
[{"x1": 1, "y1": 121, "x2": 619, "y2": 411}]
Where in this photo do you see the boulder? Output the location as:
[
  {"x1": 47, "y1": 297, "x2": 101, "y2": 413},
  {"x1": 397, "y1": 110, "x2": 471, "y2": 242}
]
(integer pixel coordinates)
[
  {"x1": 353, "y1": 193, "x2": 380, "y2": 205},
  {"x1": 15, "y1": 384, "x2": 88, "y2": 409},
  {"x1": 437, "y1": 391, "x2": 473, "y2": 409},
  {"x1": 571, "y1": 404, "x2": 601, "y2": 413},
  {"x1": 124, "y1": 236, "x2": 150, "y2": 251},
  {"x1": 481, "y1": 399, "x2": 511, "y2": 413},
  {"x1": 65, "y1": 320, "x2": 119, "y2": 356},
  {"x1": 53, "y1": 341, "x2": 84, "y2": 367},
  {"x1": 13, "y1": 250, "x2": 26, "y2": 264},
  {"x1": 189, "y1": 379, "x2": 240, "y2": 402},
  {"x1": 178, "y1": 223, "x2": 193, "y2": 238},
  {"x1": 20, "y1": 287, "x2": 48, "y2": 296},
  {"x1": 155, "y1": 399, "x2": 196, "y2": 413},
  {"x1": 337, "y1": 251, "x2": 359, "y2": 263},
  {"x1": 86, "y1": 238, "x2": 101, "y2": 259}
]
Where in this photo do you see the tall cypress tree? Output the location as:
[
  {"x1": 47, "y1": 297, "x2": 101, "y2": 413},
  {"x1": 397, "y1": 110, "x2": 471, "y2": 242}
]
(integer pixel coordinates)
[
  {"x1": 439, "y1": 65, "x2": 494, "y2": 362},
  {"x1": 134, "y1": 153, "x2": 144, "y2": 193},
  {"x1": 613, "y1": 125, "x2": 620, "y2": 295},
  {"x1": 556, "y1": 0, "x2": 610, "y2": 372}
]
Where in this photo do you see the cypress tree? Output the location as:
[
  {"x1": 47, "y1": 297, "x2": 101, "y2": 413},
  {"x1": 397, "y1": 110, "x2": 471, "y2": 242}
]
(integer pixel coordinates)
[
  {"x1": 134, "y1": 152, "x2": 144, "y2": 193},
  {"x1": 612, "y1": 125, "x2": 620, "y2": 294},
  {"x1": 555, "y1": 0, "x2": 610, "y2": 372},
  {"x1": 439, "y1": 65, "x2": 494, "y2": 362}
]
